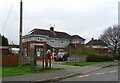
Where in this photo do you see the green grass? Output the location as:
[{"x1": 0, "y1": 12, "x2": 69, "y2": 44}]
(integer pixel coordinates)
[
  {"x1": 0, "y1": 66, "x2": 2, "y2": 77},
  {"x1": 62, "y1": 61, "x2": 118, "y2": 66},
  {"x1": 2, "y1": 64, "x2": 64, "y2": 77},
  {"x1": 45, "y1": 67, "x2": 64, "y2": 72}
]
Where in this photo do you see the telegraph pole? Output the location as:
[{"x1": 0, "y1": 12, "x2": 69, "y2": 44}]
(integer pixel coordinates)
[{"x1": 19, "y1": 0, "x2": 23, "y2": 68}]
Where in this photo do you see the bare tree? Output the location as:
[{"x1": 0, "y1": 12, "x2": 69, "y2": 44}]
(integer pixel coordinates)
[{"x1": 100, "y1": 25, "x2": 120, "y2": 54}]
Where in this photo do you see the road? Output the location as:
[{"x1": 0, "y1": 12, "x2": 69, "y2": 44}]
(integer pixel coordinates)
[{"x1": 61, "y1": 66, "x2": 118, "y2": 81}]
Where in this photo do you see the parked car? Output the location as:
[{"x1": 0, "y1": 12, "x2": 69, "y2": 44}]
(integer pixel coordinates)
[{"x1": 54, "y1": 52, "x2": 69, "y2": 61}]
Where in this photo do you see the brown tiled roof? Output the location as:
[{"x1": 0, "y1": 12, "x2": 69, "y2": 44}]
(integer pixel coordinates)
[
  {"x1": 86, "y1": 39, "x2": 108, "y2": 46},
  {"x1": 29, "y1": 28, "x2": 71, "y2": 39},
  {"x1": 71, "y1": 35, "x2": 85, "y2": 40}
]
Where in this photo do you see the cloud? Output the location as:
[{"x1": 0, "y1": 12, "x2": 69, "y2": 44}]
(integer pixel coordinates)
[{"x1": 0, "y1": 0, "x2": 119, "y2": 44}]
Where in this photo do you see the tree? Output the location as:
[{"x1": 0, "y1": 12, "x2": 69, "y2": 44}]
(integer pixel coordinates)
[
  {"x1": 78, "y1": 46, "x2": 95, "y2": 56},
  {"x1": 65, "y1": 46, "x2": 95, "y2": 62},
  {"x1": 65, "y1": 46, "x2": 78, "y2": 62},
  {"x1": 100, "y1": 25, "x2": 120, "y2": 55},
  {"x1": 65, "y1": 46, "x2": 76, "y2": 54},
  {"x1": 0, "y1": 34, "x2": 9, "y2": 46}
]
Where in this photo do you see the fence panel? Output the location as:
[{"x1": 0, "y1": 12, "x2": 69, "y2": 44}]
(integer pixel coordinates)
[
  {"x1": 2, "y1": 55, "x2": 19, "y2": 66},
  {"x1": 67, "y1": 54, "x2": 88, "y2": 62}
]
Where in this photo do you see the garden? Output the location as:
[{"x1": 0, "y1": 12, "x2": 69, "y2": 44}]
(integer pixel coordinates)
[{"x1": 62, "y1": 46, "x2": 118, "y2": 66}]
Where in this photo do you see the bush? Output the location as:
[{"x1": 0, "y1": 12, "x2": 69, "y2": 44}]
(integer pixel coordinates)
[
  {"x1": 87, "y1": 54, "x2": 113, "y2": 62},
  {"x1": 65, "y1": 46, "x2": 96, "y2": 56},
  {"x1": 115, "y1": 55, "x2": 120, "y2": 60},
  {"x1": 0, "y1": 34, "x2": 9, "y2": 46},
  {"x1": 78, "y1": 46, "x2": 96, "y2": 56},
  {"x1": 2, "y1": 52, "x2": 9, "y2": 55}
]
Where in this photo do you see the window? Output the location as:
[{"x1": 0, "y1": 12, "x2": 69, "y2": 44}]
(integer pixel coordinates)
[
  {"x1": 38, "y1": 37, "x2": 43, "y2": 41},
  {"x1": 50, "y1": 39, "x2": 54, "y2": 43},
  {"x1": 52, "y1": 41, "x2": 54, "y2": 43},
  {"x1": 40, "y1": 39, "x2": 43, "y2": 41},
  {"x1": 61, "y1": 42, "x2": 64, "y2": 43}
]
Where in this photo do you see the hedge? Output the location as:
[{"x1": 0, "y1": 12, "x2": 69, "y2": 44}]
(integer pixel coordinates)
[{"x1": 87, "y1": 54, "x2": 113, "y2": 62}]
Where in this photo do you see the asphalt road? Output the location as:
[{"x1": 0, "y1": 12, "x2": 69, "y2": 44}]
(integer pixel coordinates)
[{"x1": 61, "y1": 66, "x2": 118, "y2": 81}]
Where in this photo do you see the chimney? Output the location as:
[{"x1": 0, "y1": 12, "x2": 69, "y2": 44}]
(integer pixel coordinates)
[
  {"x1": 91, "y1": 37, "x2": 94, "y2": 40},
  {"x1": 50, "y1": 27, "x2": 54, "y2": 31}
]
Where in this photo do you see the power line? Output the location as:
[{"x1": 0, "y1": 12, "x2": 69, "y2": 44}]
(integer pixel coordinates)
[{"x1": 1, "y1": 0, "x2": 15, "y2": 32}]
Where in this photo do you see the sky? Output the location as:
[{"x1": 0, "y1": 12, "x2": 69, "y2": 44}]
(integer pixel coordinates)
[{"x1": 0, "y1": 0, "x2": 119, "y2": 44}]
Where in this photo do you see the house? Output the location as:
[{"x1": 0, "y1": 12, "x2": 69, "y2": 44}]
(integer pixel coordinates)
[
  {"x1": 0, "y1": 46, "x2": 10, "y2": 55},
  {"x1": 70, "y1": 35, "x2": 85, "y2": 48},
  {"x1": 86, "y1": 38, "x2": 110, "y2": 54},
  {"x1": 22, "y1": 27, "x2": 85, "y2": 56},
  {"x1": 9, "y1": 45, "x2": 20, "y2": 55}
]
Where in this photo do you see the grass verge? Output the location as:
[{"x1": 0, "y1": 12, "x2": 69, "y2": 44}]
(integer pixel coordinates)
[
  {"x1": 62, "y1": 61, "x2": 118, "y2": 66},
  {"x1": 2, "y1": 64, "x2": 64, "y2": 77},
  {"x1": 0, "y1": 66, "x2": 2, "y2": 77}
]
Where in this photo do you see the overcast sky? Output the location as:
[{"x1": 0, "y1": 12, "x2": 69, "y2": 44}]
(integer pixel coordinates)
[{"x1": 0, "y1": 0, "x2": 119, "y2": 44}]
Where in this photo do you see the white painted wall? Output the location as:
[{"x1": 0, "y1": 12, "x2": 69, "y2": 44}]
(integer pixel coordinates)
[
  {"x1": 47, "y1": 38, "x2": 70, "y2": 48},
  {"x1": 22, "y1": 36, "x2": 47, "y2": 43},
  {"x1": 23, "y1": 36, "x2": 70, "y2": 48},
  {"x1": 71, "y1": 39, "x2": 85, "y2": 44},
  {"x1": 86, "y1": 45, "x2": 108, "y2": 48},
  {"x1": 92, "y1": 45, "x2": 108, "y2": 48}
]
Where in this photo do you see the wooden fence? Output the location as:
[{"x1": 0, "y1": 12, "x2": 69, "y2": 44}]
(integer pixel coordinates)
[
  {"x1": 2, "y1": 55, "x2": 19, "y2": 66},
  {"x1": 67, "y1": 54, "x2": 88, "y2": 62}
]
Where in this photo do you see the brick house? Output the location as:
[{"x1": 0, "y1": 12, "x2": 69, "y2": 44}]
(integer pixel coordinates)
[
  {"x1": 0, "y1": 46, "x2": 10, "y2": 55},
  {"x1": 70, "y1": 35, "x2": 85, "y2": 48},
  {"x1": 22, "y1": 27, "x2": 85, "y2": 56},
  {"x1": 86, "y1": 38, "x2": 111, "y2": 54}
]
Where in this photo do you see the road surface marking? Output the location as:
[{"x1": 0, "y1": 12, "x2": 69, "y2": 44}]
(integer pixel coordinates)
[
  {"x1": 96, "y1": 72, "x2": 105, "y2": 75},
  {"x1": 79, "y1": 75, "x2": 90, "y2": 78},
  {"x1": 110, "y1": 71, "x2": 117, "y2": 73}
]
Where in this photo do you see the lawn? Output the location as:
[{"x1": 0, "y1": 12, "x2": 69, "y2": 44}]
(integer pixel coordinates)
[
  {"x1": 62, "y1": 61, "x2": 118, "y2": 66},
  {"x1": 2, "y1": 64, "x2": 64, "y2": 77},
  {"x1": 0, "y1": 66, "x2": 2, "y2": 77}
]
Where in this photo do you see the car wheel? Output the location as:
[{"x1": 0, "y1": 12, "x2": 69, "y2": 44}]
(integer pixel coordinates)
[
  {"x1": 63, "y1": 58, "x2": 65, "y2": 61},
  {"x1": 65, "y1": 58, "x2": 67, "y2": 61}
]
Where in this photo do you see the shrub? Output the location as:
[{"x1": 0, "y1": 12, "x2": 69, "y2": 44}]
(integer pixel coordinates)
[
  {"x1": 87, "y1": 54, "x2": 113, "y2": 62},
  {"x1": 0, "y1": 34, "x2": 9, "y2": 46},
  {"x1": 115, "y1": 55, "x2": 120, "y2": 60},
  {"x1": 65, "y1": 46, "x2": 96, "y2": 56},
  {"x1": 2, "y1": 52, "x2": 9, "y2": 55},
  {"x1": 78, "y1": 46, "x2": 96, "y2": 56}
]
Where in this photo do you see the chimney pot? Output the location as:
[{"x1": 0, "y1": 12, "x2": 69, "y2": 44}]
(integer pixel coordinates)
[{"x1": 50, "y1": 27, "x2": 54, "y2": 31}]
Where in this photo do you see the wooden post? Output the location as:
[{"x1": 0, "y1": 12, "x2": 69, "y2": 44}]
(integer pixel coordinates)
[
  {"x1": 19, "y1": 0, "x2": 23, "y2": 68},
  {"x1": 49, "y1": 59, "x2": 51, "y2": 67},
  {"x1": 45, "y1": 54, "x2": 48, "y2": 69}
]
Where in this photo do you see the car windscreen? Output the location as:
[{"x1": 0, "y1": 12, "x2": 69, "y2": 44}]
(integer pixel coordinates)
[{"x1": 57, "y1": 53, "x2": 65, "y2": 56}]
